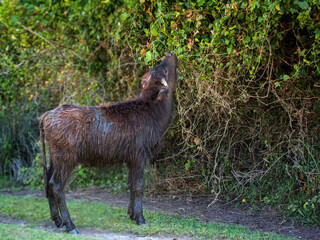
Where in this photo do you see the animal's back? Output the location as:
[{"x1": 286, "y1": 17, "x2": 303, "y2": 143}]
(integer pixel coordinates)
[
  {"x1": 41, "y1": 103, "x2": 161, "y2": 167},
  {"x1": 41, "y1": 104, "x2": 92, "y2": 146}
]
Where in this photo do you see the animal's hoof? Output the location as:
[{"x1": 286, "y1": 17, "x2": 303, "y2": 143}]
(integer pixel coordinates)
[
  {"x1": 129, "y1": 214, "x2": 135, "y2": 221},
  {"x1": 128, "y1": 210, "x2": 134, "y2": 220},
  {"x1": 140, "y1": 222, "x2": 149, "y2": 227},
  {"x1": 68, "y1": 228, "x2": 80, "y2": 234},
  {"x1": 136, "y1": 215, "x2": 147, "y2": 225},
  {"x1": 53, "y1": 218, "x2": 63, "y2": 228}
]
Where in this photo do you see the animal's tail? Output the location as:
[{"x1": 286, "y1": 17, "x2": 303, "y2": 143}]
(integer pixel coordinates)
[{"x1": 39, "y1": 115, "x2": 48, "y2": 197}]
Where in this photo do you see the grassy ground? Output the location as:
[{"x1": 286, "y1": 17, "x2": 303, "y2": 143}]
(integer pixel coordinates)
[
  {"x1": 0, "y1": 223, "x2": 97, "y2": 240},
  {"x1": 0, "y1": 194, "x2": 297, "y2": 240}
]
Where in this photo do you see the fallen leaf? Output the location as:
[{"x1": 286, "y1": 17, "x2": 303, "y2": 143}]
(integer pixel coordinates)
[{"x1": 194, "y1": 137, "x2": 200, "y2": 145}]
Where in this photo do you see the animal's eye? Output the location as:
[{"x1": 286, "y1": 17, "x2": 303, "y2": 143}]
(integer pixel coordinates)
[{"x1": 163, "y1": 68, "x2": 168, "y2": 75}]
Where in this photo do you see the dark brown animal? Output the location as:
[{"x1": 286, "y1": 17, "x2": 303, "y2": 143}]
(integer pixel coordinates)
[{"x1": 39, "y1": 53, "x2": 178, "y2": 234}]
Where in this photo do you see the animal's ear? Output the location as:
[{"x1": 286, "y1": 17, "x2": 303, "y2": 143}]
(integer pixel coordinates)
[{"x1": 141, "y1": 72, "x2": 151, "y2": 89}]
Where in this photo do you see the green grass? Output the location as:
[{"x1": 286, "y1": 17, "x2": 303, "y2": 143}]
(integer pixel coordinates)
[
  {"x1": 0, "y1": 194, "x2": 297, "y2": 240},
  {"x1": 0, "y1": 223, "x2": 97, "y2": 240}
]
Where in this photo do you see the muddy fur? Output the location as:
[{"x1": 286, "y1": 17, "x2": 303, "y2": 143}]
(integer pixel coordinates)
[{"x1": 39, "y1": 53, "x2": 178, "y2": 233}]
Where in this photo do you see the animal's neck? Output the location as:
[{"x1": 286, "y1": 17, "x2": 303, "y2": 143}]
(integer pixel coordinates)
[
  {"x1": 137, "y1": 89, "x2": 173, "y2": 134},
  {"x1": 137, "y1": 88, "x2": 173, "y2": 133},
  {"x1": 154, "y1": 92, "x2": 174, "y2": 134},
  {"x1": 138, "y1": 88, "x2": 158, "y2": 101}
]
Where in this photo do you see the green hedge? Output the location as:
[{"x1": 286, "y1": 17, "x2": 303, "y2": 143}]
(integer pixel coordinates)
[{"x1": 0, "y1": 0, "x2": 319, "y2": 224}]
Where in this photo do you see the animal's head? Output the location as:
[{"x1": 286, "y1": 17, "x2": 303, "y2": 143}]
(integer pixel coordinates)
[{"x1": 141, "y1": 53, "x2": 178, "y2": 101}]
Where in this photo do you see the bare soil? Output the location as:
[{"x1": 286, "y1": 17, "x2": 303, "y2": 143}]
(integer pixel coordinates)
[{"x1": 1, "y1": 188, "x2": 320, "y2": 240}]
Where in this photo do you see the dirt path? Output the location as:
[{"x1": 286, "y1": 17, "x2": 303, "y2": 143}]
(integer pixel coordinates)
[{"x1": 1, "y1": 189, "x2": 320, "y2": 240}]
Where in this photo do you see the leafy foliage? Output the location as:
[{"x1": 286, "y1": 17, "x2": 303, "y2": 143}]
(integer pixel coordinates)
[{"x1": 0, "y1": 0, "x2": 319, "y2": 224}]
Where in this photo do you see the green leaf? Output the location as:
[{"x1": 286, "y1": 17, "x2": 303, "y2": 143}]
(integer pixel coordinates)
[
  {"x1": 145, "y1": 51, "x2": 152, "y2": 62},
  {"x1": 197, "y1": 0, "x2": 206, "y2": 6},
  {"x1": 294, "y1": 1, "x2": 309, "y2": 9},
  {"x1": 185, "y1": 161, "x2": 191, "y2": 171},
  {"x1": 299, "y1": 49, "x2": 306, "y2": 56},
  {"x1": 283, "y1": 75, "x2": 290, "y2": 81},
  {"x1": 314, "y1": 29, "x2": 320, "y2": 36},
  {"x1": 121, "y1": 13, "x2": 129, "y2": 21},
  {"x1": 10, "y1": 16, "x2": 18, "y2": 24},
  {"x1": 151, "y1": 28, "x2": 158, "y2": 37},
  {"x1": 244, "y1": 36, "x2": 251, "y2": 44}
]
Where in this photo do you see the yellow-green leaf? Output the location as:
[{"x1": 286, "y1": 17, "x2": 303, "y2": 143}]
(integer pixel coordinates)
[{"x1": 151, "y1": 28, "x2": 158, "y2": 37}]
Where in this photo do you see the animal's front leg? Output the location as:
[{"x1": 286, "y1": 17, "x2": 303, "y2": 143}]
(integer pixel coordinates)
[
  {"x1": 128, "y1": 164, "x2": 147, "y2": 225},
  {"x1": 132, "y1": 168, "x2": 146, "y2": 225},
  {"x1": 127, "y1": 167, "x2": 134, "y2": 219}
]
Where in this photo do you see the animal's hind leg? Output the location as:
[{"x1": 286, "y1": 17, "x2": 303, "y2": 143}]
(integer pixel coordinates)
[
  {"x1": 46, "y1": 164, "x2": 63, "y2": 228},
  {"x1": 50, "y1": 167, "x2": 79, "y2": 234}
]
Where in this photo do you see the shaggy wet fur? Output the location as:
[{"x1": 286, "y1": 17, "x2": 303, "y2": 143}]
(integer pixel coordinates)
[{"x1": 39, "y1": 53, "x2": 178, "y2": 233}]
